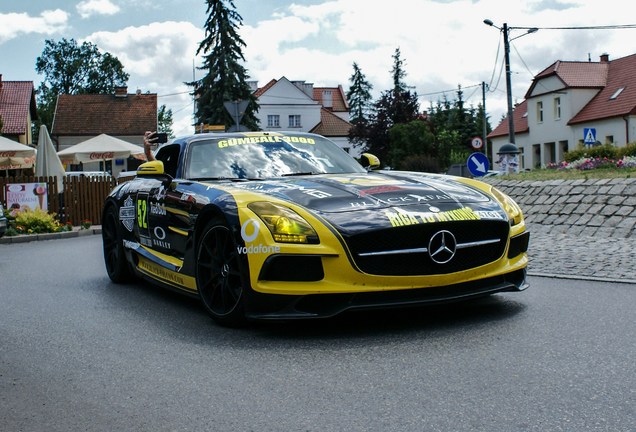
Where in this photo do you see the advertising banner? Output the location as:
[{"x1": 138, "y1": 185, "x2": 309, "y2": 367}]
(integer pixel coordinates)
[{"x1": 5, "y1": 183, "x2": 48, "y2": 212}]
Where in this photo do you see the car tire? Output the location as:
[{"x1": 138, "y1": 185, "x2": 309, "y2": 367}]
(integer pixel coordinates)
[
  {"x1": 102, "y1": 205, "x2": 133, "y2": 283},
  {"x1": 196, "y1": 219, "x2": 247, "y2": 327}
]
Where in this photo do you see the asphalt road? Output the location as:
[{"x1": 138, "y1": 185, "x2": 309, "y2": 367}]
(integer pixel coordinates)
[{"x1": 1, "y1": 236, "x2": 634, "y2": 432}]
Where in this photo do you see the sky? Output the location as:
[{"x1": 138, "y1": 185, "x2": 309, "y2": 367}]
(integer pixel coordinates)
[{"x1": 2, "y1": 0, "x2": 636, "y2": 137}]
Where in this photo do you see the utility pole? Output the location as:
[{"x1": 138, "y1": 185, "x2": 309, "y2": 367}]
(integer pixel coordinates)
[
  {"x1": 482, "y1": 81, "x2": 489, "y2": 159},
  {"x1": 502, "y1": 23, "x2": 515, "y2": 145},
  {"x1": 483, "y1": 20, "x2": 537, "y2": 146}
]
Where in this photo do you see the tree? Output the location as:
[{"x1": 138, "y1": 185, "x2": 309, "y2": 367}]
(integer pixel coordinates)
[
  {"x1": 358, "y1": 48, "x2": 420, "y2": 166},
  {"x1": 157, "y1": 105, "x2": 175, "y2": 138},
  {"x1": 391, "y1": 47, "x2": 409, "y2": 94},
  {"x1": 426, "y1": 85, "x2": 490, "y2": 169},
  {"x1": 34, "y1": 38, "x2": 129, "y2": 135},
  {"x1": 188, "y1": 0, "x2": 259, "y2": 131},
  {"x1": 346, "y1": 62, "x2": 373, "y2": 124},
  {"x1": 388, "y1": 120, "x2": 436, "y2": 170}
]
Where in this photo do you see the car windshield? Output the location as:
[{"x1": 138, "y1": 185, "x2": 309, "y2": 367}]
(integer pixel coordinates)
[{"x1": 185, "y1": 134, "x2": 366, "y2": 180}]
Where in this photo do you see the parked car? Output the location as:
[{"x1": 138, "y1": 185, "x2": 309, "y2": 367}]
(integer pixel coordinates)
[
  {"x1": 102, "y1": 132, "x2": 530, "y2": 326},
  {"x1": 0, "y1": 202, "x2": 7, "y2": 238},
  {"x1": 65, "y1": 171, "x2": 112, "y2": 179}
]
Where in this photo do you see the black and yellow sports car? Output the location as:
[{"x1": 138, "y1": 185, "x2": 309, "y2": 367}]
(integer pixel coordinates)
[{"x1": 102, "y1": 131, "x2": 529, "y2": 326}]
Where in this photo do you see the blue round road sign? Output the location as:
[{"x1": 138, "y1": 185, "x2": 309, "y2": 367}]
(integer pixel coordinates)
[{"x1": 466, "y1": 152, "x2": 489, "y2": 177}]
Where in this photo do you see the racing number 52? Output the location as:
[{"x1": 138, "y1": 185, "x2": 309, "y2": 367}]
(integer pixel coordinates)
[{"x1": 137, "y1": 196, "x2": 148, "y2": 229}]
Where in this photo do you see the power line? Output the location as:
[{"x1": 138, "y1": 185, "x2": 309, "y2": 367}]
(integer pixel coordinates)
[
  {"x1": 417, "y1": 83, "x2": 482, "y2": 99},
  {"x1": 514, "y1": 24, "x2": 636, "y2": 30}
]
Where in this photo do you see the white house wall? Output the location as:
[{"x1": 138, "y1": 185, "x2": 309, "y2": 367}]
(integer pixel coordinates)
[
  {"x1": 490, "y1": 84, "x2": 636, "y2": 170},
  {"x1": 255, "y1": 78, "x2": 322, "y2": 132},
  {"x1": 527, "y1": 75, "x2": 565, "y2": 96}
]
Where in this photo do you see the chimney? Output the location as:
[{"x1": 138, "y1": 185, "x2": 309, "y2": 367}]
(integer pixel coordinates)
[
  {"x1": 600, "y1": 53, "x2": 610, "y2": 63},
  {"x1": 322, "y1": 90, "x2": 333, "y2": 109},
  {"x1": 0, "y1": 74, "x2": 3, "y2": 89},
  {"x1": 114, "y1": 86, "x2": 128, "y2": 98}
]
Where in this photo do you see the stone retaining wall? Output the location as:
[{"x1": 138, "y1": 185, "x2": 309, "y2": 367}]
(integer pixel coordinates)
[{"x1": 483, "y1": 177, "x2": 636, "y2": 238}]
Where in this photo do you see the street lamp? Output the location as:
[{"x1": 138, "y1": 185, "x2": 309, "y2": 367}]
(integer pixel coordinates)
[{"x1": 483, "y1": 19, "x2": 538, "y2": 145}]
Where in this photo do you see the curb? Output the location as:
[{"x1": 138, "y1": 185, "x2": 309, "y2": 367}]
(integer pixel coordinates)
[
  {"x1": 527, "y1": 271, "x2": 636, "y2": 285},
  {"x1": 0, "y1": 226, "x2": 102, "y2": 244}
]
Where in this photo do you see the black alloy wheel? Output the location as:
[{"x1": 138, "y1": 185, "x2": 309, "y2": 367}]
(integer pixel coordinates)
[
  {"x1": 196, "y1": 219, "x2": 247, "y2": 326},
  {"x1": 102, "y1": 205, "x2": 133, "y2": 283}
]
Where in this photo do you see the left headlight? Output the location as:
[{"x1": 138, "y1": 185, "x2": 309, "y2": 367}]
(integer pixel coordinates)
[
  {"x1": 491, "y1": 187, "x2": 524, "y2": 226},
  {"x1": 248, "y1": 202, "x2": 319, "y2": 244}
]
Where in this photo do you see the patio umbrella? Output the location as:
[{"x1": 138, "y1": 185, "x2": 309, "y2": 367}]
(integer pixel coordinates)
[
  {"x1": 57, "y1": 133, "x2": 146, "y2": 165},
  {"x1": 0, "y1": 135, "x2": 36, "y2": 170},
  {"x1": 35, "y1": 125, "x2": 66, "y2": 191}
]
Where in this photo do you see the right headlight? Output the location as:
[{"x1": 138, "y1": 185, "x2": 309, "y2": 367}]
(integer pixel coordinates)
[
  {"x1": 490, "y1": 187, "x2": 524, "y2": 226},
  {"x1": 248, "y1": 202, "x2": 319, "y2": 244}
]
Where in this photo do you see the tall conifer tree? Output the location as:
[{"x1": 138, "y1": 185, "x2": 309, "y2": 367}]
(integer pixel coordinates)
[
  {"x1": 189, "y1": 0, "x2": 259, "y2": 131},
  {"x1": 346, "y1": 62, "x2": 373, "y2": 124}
]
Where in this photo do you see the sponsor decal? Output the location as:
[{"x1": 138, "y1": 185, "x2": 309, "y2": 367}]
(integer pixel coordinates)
[
  {"x1": 283, "y1": 184, "x2": 332, "y2": 199},
  {"x1": 123, "y1": 239, "x2": 140, "y2": 249},
  {"x1": 385, "y1": 206, "x2": 481, "y2": 227},
  {"x1": 140, "y1": 236, "x2": 153, "y2": 247},
  {"x1": 349, "y1": 193, "x2": 452, "y2": 208},
  {"x1": 349, "y1": 201, "x2": 378, "y2": 209},
  {"x1": 238, "y1": 218, "x2": 280, "y2": 255},
  {"x1": 119, "y1": 196, "x2": 135, "y2": 232},
  {"x1": 150, "y1": 203, "x2": 166, "y2": 216},
  {"x1": 138, "y1": 258, "x2": 190, "y2": 288},
  {"x1": 240, "y1": 218, "x2": 260, "y2": 243},
  {"x1": 152, "y1": 226, "x2": 171, "y2": 249},
  {"x1": 333, "y1": 176, "x2": 404, "y2": 186},
  {"x1": 474, "y1": 210, "x2": 505, "y2": 220},
  {"x1": 359, "y1": 185, "x2": 403, "y2": 196},
  {"x1": 218, "y1": 135, "x2": 315, "y2": 148}
]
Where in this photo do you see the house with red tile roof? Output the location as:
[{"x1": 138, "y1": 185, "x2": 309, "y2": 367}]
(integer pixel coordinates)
[
  {"x1": 0, "y1": 75, "x2": 38, "y2": 145},
  {"x1": 253, "y1": 77, "x2": 359, "y2": 156},
  {"x1": 488, "y1": 53, "x2": 636, "y2": 170},
  {"x1": 51, "y1": 86, "x2": 157, "y2": 176}
]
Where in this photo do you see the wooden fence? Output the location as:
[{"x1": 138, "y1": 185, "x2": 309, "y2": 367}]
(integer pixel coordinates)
[{"x1": 0, "y1": 175, "x2": 118, "y2": 226}]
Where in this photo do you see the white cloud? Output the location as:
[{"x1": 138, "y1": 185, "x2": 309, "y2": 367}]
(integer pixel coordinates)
[
  {"x1": 76, "y1": 0, "x2": 121, "y2": 19},
  {"x1": 242, "y1": 0, "x2": 636, "y2": 122},
  {"x1": 85, "y1": 21, "x2": 204, "y2": 135},
  {"x1": 0, "y1": 9, "x2": 68, "y2": 44}
]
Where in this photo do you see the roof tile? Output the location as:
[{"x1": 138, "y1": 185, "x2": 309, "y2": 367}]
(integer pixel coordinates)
[
  {"x1": 51, "y1": 92, "x2": 157, "y2": 136},
  {"x1": 0, "y1": 80, "x2": 37, "y2": 135}
]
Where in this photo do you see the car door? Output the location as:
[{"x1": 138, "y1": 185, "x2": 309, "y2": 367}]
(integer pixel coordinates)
[{"x1": 139, "y1": 144, "x2": 189, "y2": 262}]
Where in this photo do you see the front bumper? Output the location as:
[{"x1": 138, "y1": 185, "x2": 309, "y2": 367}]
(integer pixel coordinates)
[{"x1": 244, "y1": 268, "x2": 528, "y2": 320}]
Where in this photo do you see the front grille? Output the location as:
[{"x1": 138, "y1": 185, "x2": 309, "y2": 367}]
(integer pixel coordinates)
[{"x1": 345, "y1": 220, "x2": 509, "y2": 276}]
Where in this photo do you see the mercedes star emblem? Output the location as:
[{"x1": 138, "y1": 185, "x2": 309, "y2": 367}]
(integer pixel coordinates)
[{"x1": 428, "y1": 230, "x2": 457, "y2": 264}]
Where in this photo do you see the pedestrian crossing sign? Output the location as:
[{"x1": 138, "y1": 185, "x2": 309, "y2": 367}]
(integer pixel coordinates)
[{"x1": 584, "y1": 128, "x2": 596, "y2": 145}]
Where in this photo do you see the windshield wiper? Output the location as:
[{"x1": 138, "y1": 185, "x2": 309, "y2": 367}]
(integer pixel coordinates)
[
  {"x1": 191, "y1": 176, "x2": 249, "y2": 182},
  {"x1": 282, "y1": 171, "x2": 321, "y2": 177}
]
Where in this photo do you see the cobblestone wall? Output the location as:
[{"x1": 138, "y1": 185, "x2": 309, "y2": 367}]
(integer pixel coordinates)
[{"x1": 484, "y1": 177, "x2": 636, "y2": 239}]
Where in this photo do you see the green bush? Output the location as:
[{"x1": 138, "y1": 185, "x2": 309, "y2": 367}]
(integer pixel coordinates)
[
  {"x1": 564, "y1": 144, "x2": 619, "y2": 162},
  {"x1": 617, "y1": 142, "x2": 636, "y2": 158},
  {"x1": 9, "y1": 208, "x2": 65, "y2": 235}
]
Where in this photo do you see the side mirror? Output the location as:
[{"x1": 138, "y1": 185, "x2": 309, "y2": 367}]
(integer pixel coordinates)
[
  {"x1": 360, "y1": 153, "x2": 381, "y2": 170},
  {"x1": 137, "y1": 160, "x2": 165, "y2": 176}
]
